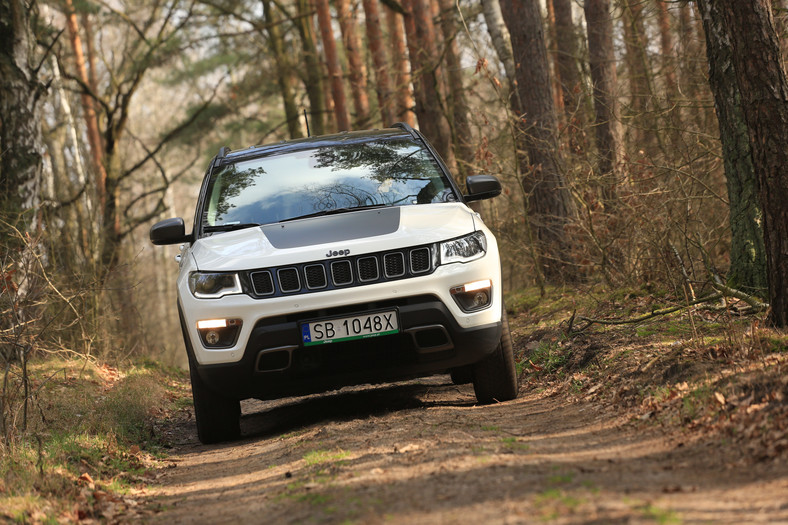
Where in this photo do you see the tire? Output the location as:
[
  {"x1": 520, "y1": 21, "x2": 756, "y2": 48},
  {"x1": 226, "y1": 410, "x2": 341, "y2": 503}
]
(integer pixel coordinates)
[
  {"x1": 188, "y1": 355, "x2": 241, "y2": 445},
  {"x1": 472, "y1": 308, "x2": 519, "y2": 404},
  {"x1": 450, "y1": 366, "x2": 473, "y2": 385}
]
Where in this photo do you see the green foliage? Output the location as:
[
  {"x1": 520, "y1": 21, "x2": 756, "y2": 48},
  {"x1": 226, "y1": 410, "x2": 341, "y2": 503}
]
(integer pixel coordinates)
[
  {"x1": 303, "y1": 449, "x2": 350, "y2": 466},
  {"x1": 500, "y1": 436, "x2": 529, "y2": 451},
  {"x1": 641, "y1": 503, "x2": 682, "y2": 524},
  {"x1": 529, "y1": 339, "x2": 569, "y2": 376}
]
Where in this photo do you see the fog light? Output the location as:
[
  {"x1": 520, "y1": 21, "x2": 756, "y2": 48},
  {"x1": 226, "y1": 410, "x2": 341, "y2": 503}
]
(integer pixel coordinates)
[
  {"x1": 205, "y1": 330, "x2": 220, "y2": 345},
  {"x1": 196, "y1": 318, "x2": 242, "y2": 348},
  {"x1": 471, "y1": 291, "x2": 490, "y2": 308},
  {"x1": 450, "y1": 279, "x2": 493, "y2": 312}
]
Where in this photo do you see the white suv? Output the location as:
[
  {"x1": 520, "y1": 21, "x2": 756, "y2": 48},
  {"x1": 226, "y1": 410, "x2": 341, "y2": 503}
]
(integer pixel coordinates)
[{"x1": 151, "y1": 124, "x2": 518, "y2": 443}]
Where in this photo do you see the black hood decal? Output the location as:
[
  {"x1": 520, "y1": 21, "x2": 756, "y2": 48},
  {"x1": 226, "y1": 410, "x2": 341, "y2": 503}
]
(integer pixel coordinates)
[{"x1": 261, "y1": 207, "x2": 401, "y2": 249}]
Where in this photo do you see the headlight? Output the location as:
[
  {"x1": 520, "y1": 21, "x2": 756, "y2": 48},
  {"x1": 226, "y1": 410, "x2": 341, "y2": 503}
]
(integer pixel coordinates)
[
  {"x1": 440, "y1": 231, "x2": 487, "y2": 264},
  {"x1": 188, "y1": 272, "x2": 242, "y2": 298}
]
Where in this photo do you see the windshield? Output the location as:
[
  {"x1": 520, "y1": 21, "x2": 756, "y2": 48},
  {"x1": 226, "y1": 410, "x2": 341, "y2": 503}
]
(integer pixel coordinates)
[{"x1": 201, "y1": 137, "x2": 457, "y2": 228}]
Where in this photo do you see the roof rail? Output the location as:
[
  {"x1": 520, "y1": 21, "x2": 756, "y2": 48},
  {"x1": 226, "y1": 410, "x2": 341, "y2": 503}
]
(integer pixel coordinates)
[
  {"x1": 217, "y1": 146, "x2": 231, "y2": 159},
  {"x1": 390, "y1": 122, "x2": 419, "y2": 139}
]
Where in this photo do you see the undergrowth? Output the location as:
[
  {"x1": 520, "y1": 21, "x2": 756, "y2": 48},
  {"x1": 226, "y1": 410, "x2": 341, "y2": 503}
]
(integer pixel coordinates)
[
  {"x1": 508, "y1": 284, "x2": 788, "y2": 461},
  {"x1": 0, "y1": 357, "x2": 187, "y2": 522}
]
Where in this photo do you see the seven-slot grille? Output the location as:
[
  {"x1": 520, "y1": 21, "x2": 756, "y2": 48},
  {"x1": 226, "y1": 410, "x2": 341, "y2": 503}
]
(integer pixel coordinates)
[
  {"x1": 410, "y1": 247, "x2": 431, "y2": 273},
  {"x1": 357, "y1": 257, "x2": 379, "y2": 282},
  {"x1": 277, "y1": 268, "x2": 301, "y2": 293},
  {"x1": 304, "y1": 264, "x2": 327, "y2": 289},
  {"x1": 247, "y1": 244, "x2": 436, "y2": 297},
  {"x1": 384, "y1": 253, "x2": 405, "y2": 278},
  {"x1": 250, "y1": 270, "x2": 275, "y2": 295}
]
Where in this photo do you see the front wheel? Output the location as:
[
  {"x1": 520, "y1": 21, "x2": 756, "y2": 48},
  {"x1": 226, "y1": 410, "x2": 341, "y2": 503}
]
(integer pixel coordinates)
[
  {"x1": 188, "y1": 357, "x2": 241, "y2": 444},
  {"x1": 472, "y1": 308, "x2": 519, "y2": 404}
]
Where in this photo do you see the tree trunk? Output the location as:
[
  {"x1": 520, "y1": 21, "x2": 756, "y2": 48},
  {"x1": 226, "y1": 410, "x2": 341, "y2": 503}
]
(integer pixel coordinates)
[
  {"x1": 620, "y1": 0, "x2": 651, "y2": 144},
  {"x1": 437, "y1": 0, "x2": 474, "y2": 176},
  {"x1": 362, "y1": 0, "x2": 395, "y2": 126},
  {"x1": 295, "y1": 0, "x2": 326, "y2": 135},
  {"x1": 552, "y1": 0, "x2": 582, "y2": 118},
  {"x1": 696, "y1": 0, "x2": 767, "y2": 297},
  {"x1": 263, "y1": 0, "x2": 303, "y2": 139},
  {"x1": 0, "y1": 0, "x2": 44, "y2": 229},
  {"x1": 401, "y1": 0, "x2": 456, "y2": 171},
  {"x1": 655, "y1": 0, "x2": 678, "y2": 103},
  {"x1": 336, "y1": 0, "x2": 371, "y2": 128},
  {"x1": 544, "y1": 0, "x2": 565, "y2": 115},
  {"x1": 584, "y1": 0, "x2": 622, "y2": 206},
  {"x1": 500, "y1": 0, "x2": 577, "y2": 281},
  {"x1": 385, "y1": 9, "x2": 416, "y2": 126},
  {"x1": 481, "y1": 0, "x2": 518, "y2": 107},
  {"x1": 64, "y1": 0, "x2": 107, "y2": 213},
  {"x1": 714, "y1": 0, "x2": 788, "y2": 327},
  {"x1": 315, "y1": 0, "x2": 351, "y2": 131}
]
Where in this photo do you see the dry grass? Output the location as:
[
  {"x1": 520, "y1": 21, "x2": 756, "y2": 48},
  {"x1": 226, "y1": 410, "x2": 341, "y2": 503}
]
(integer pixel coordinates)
[{"x1": 0, "y1": 357, "x2": 186, "y2": 522}]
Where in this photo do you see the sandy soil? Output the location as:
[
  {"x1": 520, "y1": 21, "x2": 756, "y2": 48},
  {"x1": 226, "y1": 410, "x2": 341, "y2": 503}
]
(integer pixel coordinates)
[{"x1": 142, "y1": 373, "x2": 788, "y2": 524}]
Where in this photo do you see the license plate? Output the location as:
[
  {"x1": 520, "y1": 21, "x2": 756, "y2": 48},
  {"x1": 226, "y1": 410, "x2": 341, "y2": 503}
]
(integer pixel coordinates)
[{"x1": 300, "y1": 310, "x2": 399, "y2": 346}]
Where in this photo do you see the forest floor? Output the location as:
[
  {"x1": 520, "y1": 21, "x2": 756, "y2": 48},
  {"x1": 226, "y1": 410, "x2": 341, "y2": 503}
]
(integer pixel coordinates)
[{"x1": 126, "y1": 287, "x2": 788, "y2": 524}]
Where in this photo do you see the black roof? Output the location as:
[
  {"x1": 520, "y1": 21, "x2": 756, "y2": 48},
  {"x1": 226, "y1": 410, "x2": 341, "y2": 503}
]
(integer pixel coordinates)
[{"x1": 217, "y1": 125, "x2": 420, "y2": 166}]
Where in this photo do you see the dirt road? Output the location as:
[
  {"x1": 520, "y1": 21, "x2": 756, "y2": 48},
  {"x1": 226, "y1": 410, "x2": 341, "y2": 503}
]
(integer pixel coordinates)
[{"x1": 145, "y1": 375, "x2": 788, "y2": 524}]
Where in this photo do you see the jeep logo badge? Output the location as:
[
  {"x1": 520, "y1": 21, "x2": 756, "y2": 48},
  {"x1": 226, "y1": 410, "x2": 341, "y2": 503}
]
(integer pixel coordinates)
[{"x1": 326, "y1": 249, "x2": 350, "y2": 258}]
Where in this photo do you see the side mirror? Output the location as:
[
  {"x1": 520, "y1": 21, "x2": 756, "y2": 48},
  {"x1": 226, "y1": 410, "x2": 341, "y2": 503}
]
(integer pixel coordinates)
[
  {"x1": 150, "y1": 217, "x2": 190, "y2": 245},
  {"x1": 465, "y1": 175, "x2": 502, "y2": 202}
]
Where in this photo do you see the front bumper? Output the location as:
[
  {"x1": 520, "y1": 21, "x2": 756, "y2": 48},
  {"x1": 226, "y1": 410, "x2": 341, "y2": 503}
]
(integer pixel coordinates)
[
  {"x1": 178, "y1": 250, "x2": 503, "y2": 366},
  {"x1": 181, "y1": 295, "x2": 502, "y2": 401}
]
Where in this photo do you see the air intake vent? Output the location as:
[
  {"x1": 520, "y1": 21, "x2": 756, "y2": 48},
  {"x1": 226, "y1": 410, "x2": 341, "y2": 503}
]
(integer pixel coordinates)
[
  {"x1": 384, "y1": 253, "x2": 405, "y2": 278},
  {"x1": 410, "y1": 247, "x2": 431, "y2": 273},
  {"x1": 251, "y1": 271, "x2": 275, "y2": 295},
  {"x1": 278, "y1": 268, "x2": 301, "y2": 293},
  {"x1": 357, "y1": 256, "x2": 379, "y2": 282},
  {"x1": 304, "y1": 264, "x2": 327, "y2": 289},
  {"x1": 331, "y1": 260, "x2": 353, "y2": 286}
]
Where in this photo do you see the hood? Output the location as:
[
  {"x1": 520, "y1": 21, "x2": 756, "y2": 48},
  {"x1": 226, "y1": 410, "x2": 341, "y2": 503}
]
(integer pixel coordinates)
[{"x1": 190, "y1": 203, "x2": 477, "y2": 271}]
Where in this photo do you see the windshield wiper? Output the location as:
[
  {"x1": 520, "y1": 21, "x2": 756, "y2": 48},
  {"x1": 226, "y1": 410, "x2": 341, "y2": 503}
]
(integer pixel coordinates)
[
  {"x1": 280, "y1": 204, "x2": 389, "y2": 223},
  {"x1": 203, "y1": 222, "x2": 261, "y2": 233}
]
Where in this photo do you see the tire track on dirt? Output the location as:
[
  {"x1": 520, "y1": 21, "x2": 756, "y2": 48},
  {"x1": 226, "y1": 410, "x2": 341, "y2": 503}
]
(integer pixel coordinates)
[{"x1": 144, "y1": 377, "x2": 788, "y2": 523}]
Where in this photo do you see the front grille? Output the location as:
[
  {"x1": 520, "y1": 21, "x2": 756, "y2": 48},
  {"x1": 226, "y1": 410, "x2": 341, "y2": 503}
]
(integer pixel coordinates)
[
  {"x1": 357, "y1": 257, "x2": 379, "y2": 282},
  {"x1": 305, "y1": 265, "x2": 327, "y2": 289},
  {"x1": 278, "y1": 268, "x2": 301, "y2": 293},
  {"x1": 384, "y1": 253, "x2": 405, "y2": 277},
  {"x1": 251, "y1": 271, "x2": 274, "y2": 295},
  {"x1": 331, "y1": 261, "x2": 353, "y2": 286},
  {"x1": 246, "y1": 243, "x2": 437, "y2": 299},
  {"x1": 410, "y1": 247, "x2": 431, "y2": 273}
]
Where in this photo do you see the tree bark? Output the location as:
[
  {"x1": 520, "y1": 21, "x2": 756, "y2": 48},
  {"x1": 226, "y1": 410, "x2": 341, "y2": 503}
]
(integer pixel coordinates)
[
  {"x1": 619, "y1": 0, "x2": 651, "y2": 144},
  {"x1": 655, "y1": 0, "x2": 678, "y2": 103},
  {"x1": 696, "y1": 0, "x2": 767, "y2": 297},
  {"x1": 481, "y1": 0, "x2": 518, "y2": 107},
  {"x1": 545, "y1": 0, "x2": 565, "y2": 115},
  {"x1": 713, "y1": 0, "x2": 788, "y2": 327},
  {"x1": 401, "y1": 0, "x2": 456, "y2": 171},
  {"x1": 263, "y1": 0, "x2": 303, "y2": 139},
  {"x1": 295, "y1": 0, "x2": 326, "y2": 135},
  {"x1": 552, "y1": 0, "x2": 582, "y2": 118},
  {"x1": 0, "y1": 0, "x2": 44, "y2": 229},
  {"x1": 500, "y1": 0, "x2": 577, "y2": 281},
  {"x1": 315, "y1": 0, "x2": 351, "y2": 131},
  {"x1": 584, "y1": 0, "x2": 622, "y2": 206},
  {"x1": 385, "y1": 9, "x2": 416, "y2": 126},
  {"x1": 64, "y1": 0, "x2": 107, "y2": 212},
  {"x1": 362, "y1": 0, "x2": 395, "y2": 126},
  {"x1": 336, "y1": 0, "x2": 371, "y2": 128},
  {"x1": 437, "y1": 0, "x2": 474, "y2": 176}
]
